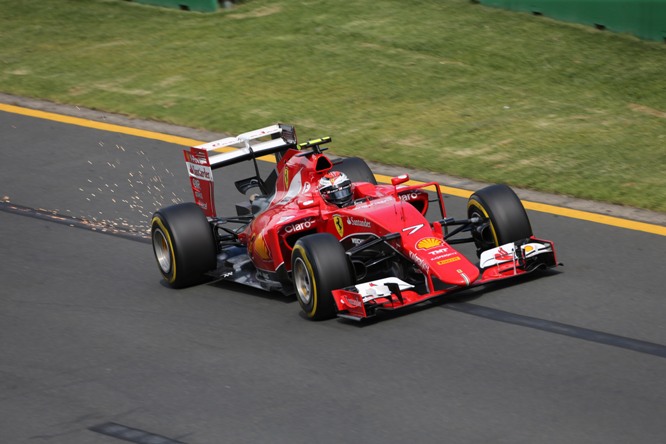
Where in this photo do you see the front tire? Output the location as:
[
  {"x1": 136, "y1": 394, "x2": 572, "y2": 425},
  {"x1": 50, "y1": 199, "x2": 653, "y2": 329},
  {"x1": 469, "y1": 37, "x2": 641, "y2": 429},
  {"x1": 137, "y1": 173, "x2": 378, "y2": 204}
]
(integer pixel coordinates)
[
  {"x1": 467, "y1": 184, "x2": 533, "y2": 254},
  {"x1": 291, "y1": 233, "x2": 354, "y2": 320},
  {"x1": 151, "y1": 203, "x2": 217, "y2": 288}
]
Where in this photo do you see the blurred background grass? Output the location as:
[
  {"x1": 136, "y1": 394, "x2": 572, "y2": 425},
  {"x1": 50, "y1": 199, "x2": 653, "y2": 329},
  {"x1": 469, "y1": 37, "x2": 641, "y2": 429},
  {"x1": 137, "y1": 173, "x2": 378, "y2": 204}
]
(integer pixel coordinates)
[{"x1": 1, "y1": 0, "x2": 664, "y2": 212}]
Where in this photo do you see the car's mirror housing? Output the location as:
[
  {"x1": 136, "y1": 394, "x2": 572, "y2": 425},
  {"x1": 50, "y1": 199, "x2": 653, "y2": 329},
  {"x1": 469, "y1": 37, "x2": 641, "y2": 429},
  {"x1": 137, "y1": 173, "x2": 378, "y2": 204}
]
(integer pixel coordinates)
[
  {"x1": 391, "y1": 174, "x2": 410, "y2": 186},
  {"x1": 297, "y1": 198, "x2": 318, "y2": 209}
]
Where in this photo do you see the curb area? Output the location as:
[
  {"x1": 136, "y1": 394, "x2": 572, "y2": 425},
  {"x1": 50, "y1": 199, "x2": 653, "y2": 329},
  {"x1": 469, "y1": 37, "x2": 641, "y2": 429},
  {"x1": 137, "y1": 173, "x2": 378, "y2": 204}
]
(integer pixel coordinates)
[{"x1": 2, "y1": 92, "x2": 664, "y2": 227}]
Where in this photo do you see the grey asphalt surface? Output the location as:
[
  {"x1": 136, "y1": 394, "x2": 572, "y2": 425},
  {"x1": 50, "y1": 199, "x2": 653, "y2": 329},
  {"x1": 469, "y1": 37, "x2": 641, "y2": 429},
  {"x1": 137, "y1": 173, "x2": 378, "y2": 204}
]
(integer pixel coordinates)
[{"x1": 1, "y1": 108, "x2": 665, "y2": 444}]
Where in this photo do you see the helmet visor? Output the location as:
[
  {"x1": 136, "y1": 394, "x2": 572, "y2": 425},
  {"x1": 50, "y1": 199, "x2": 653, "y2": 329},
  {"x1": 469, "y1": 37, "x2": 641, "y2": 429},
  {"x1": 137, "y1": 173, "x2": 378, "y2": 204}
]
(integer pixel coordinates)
[{"x1": 327, "y1": 187, "x2": 351, "y2": 202}]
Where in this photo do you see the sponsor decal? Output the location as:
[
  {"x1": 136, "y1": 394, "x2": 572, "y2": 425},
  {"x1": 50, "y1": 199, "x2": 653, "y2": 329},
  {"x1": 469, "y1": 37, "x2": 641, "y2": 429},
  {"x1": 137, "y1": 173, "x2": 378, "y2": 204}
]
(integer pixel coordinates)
[
  {"x1": 333, "y1": 215, "x2": 344, "y2": 237},
  {"x1": 427, "y1": 247, "x2": 450, "y2": 256},
  {"x1": 250, "y1": 233, "x2": 271, "y2": 262},
  {"x1": 409, "y1": 251, "x2": 430, "y2": 273},
  {"x1": 346, "y1": 217, "x2": 371, "y2": 228},
  {"x1": 353, "y1": 196, "x2": 393, "y2": 210},
  {"x1": 494, "y1": 246, "x2": 514, "y2": 261},
  {"x1": 437, "y1": 256, "x2": 461, "y2": 265},
  {"x1": 184, "y1": 149, "x2": 209, "y2": 165},
  {"x1": 276, "y1": 170, "x2": 303, "y2": 205},
  {"x1": 456, "y1": 269, "x2": 471, "y2": 286},
  {"x1": 479, "y1": 242, "x2": 526, "y2": 269},
  {"x1": 184, "y1": 148, "x2": 216, "y2": 217},
  {"x1": 344, "y1": 295, "x2": 363, "y2": 308},
  {"x1": 520, "y1": 242, "x2": 552, "y2": 258},
  {"x1": 283, "y1": 167, "x2": 290, "y2": 190},
  {"x1": 351, "y1": 237, "x2": 365, "y2": 245},
  {"x1": 416, "y1": 237, "x2": 445, "y2": 250},
  {"x1": 399, "y1": 192, "x2": 420, "y2": 202},
  {"x1": 431, "y1": 252, "x2": 457, "y2": 261},
  {"x1": 187, "y1": 162, "x2": 213, "y2": 180},
  {"x1": 284, "y1": 219, "x2": 315, "y2": 233},
  {"x1": 402, "y1": 224, "x2": 424, "y2": 235}
]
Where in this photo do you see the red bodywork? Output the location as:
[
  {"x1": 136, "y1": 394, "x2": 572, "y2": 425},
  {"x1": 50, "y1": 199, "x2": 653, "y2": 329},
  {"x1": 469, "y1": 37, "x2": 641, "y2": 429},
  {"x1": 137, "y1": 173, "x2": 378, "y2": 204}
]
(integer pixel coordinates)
[{"x1": 183, "y1": 127, "x2": 557, "y2": 320}]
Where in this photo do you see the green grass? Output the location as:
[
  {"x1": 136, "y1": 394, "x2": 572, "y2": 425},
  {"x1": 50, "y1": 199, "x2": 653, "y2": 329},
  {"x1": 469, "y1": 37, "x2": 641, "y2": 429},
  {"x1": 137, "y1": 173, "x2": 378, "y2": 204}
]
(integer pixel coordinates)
[{"x1": 1, "y1": 0, "x2": 665, "y2": 212}]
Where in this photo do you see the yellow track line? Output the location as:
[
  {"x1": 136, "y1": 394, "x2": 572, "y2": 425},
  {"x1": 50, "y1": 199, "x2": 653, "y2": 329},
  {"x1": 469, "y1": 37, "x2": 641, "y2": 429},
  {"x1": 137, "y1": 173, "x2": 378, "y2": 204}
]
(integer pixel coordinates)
[
  {"x1": 0, "y1": 103, "x2": 205, "y2": 147},
  {"x1": 2, "y1": 102, "x2": 665, "y2": 237}
]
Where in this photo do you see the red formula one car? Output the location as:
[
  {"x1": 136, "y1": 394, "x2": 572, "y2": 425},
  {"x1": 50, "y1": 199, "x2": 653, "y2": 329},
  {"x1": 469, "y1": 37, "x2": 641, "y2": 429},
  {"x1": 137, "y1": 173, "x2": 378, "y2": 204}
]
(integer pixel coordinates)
[{"x1": 151, "y1": 124, "x2": 557, "y2": 320}]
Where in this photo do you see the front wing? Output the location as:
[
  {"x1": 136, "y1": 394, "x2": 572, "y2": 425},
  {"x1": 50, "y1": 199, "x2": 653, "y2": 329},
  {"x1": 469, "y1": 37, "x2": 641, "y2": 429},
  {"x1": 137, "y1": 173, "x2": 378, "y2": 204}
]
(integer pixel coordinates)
[{"x1": 332, "y1": 238, "x2": 557, "y2": 320}]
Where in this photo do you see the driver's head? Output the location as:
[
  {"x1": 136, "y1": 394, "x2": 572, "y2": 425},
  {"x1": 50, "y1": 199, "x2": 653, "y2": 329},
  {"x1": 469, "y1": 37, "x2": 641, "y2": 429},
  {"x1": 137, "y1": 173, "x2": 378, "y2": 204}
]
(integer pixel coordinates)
[{"x1": 318, "y1": 171, "x2": 352, "y2": 207}]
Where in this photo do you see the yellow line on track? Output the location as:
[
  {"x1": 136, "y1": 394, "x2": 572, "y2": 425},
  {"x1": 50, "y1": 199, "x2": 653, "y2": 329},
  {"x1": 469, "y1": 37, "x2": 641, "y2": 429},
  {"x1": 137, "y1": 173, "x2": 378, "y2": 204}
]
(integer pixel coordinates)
[
  {"x1": 0, "y1": 103, "x2": 206, "y2": 147},
  {"x1": 519, "y1": 202, "x2": 666, "y2": 236},
  {"x1": 2, "y1": 102, "x2": 665, "y2": 237}
]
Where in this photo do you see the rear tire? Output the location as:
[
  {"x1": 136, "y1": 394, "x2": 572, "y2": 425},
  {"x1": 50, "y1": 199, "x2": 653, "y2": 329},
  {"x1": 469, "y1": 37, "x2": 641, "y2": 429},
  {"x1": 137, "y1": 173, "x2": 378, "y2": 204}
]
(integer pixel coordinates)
[
  {"x1": 332, "y1": 157, "x2": 377, "y2": 185},
  {"x1": 292, "y1": 233, "x2": 353, "y2": 320},
  {"x1": 467, "y1": 184, "x2": 532, "y2": 254},
  {"x1": 151, "y1": 203, "x2": 217, "y2": 288}
]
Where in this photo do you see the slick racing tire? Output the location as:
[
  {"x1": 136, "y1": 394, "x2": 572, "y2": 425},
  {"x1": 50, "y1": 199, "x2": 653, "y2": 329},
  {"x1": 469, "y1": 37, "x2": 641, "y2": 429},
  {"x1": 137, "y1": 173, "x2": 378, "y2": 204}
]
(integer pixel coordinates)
[
  {"x1": 151, "y1": 203, "x2": 217, "y2": 288},
  {"x1": 467, "y1": 184, "x2": 533, "y2": 254},
  {"x1": 332, "y1": 157, "x2": 377, "y2": 185},
  {"x1": 292, "y1": 233, "x2": 354, "y2": 320}
]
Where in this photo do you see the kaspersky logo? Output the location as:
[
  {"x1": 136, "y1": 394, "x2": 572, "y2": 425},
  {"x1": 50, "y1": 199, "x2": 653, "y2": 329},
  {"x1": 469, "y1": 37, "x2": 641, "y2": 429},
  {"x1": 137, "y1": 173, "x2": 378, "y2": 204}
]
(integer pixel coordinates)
[{"x1": 333, "y1": 215, "x2": 344, "y2": 237}]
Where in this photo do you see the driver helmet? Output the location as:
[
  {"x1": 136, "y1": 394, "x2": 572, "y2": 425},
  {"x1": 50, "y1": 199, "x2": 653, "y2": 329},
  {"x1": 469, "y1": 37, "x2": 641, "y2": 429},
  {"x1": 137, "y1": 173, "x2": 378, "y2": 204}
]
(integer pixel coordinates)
[{"x1": 318, "y1": 171, "x2": 353, "y2": 207}]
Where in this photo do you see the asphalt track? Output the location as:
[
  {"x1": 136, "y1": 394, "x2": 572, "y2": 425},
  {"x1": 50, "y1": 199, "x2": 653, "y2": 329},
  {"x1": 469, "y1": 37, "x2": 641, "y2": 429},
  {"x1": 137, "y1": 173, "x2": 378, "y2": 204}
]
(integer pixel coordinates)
[{"x1": 1, "y1": 105, "x2": 665, "y2": 444}]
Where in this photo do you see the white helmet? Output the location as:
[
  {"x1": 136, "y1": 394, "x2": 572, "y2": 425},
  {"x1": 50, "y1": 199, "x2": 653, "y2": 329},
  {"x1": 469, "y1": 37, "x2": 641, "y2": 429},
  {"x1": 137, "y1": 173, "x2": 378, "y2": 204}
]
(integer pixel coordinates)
[{"x1": 318, "y1": 171, "x2": 352, "y2": 207}]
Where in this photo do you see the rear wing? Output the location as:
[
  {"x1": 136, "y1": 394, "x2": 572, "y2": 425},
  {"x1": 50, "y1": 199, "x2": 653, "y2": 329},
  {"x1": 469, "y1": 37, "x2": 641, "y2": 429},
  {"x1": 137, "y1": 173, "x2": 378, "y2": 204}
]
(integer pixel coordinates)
[
  {"x1": 183, "y1": 123, "x2": 297, "y2": 217},
  {"x1": 194, "y1": 123, "x2": 297, "y2": 169}
]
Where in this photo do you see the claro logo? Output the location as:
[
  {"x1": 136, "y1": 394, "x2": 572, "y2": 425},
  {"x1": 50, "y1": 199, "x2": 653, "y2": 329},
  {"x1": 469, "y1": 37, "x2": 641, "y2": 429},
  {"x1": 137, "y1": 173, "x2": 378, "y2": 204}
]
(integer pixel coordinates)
[
  {"x1": 399, "y1": 192, "x2": 420, "y2": 201},
  {"x1": 284, "y1": 219, "x2": 315, "y2": 233}
]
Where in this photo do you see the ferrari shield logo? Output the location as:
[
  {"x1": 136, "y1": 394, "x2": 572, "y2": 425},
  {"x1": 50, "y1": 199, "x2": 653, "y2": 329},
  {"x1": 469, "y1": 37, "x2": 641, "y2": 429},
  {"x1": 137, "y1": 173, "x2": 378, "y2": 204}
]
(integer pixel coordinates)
[
  {"x1": 283, "y1": 167, "x2": 290, "y2": 190},
  {"x1": 333, "y1": 215, "x2": 344, "y2": 237}
]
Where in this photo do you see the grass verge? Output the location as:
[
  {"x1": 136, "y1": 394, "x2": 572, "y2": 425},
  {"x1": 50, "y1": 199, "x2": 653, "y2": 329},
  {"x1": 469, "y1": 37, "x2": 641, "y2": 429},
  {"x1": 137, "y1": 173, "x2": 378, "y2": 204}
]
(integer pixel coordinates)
[{"x1": 1, "y1": 0, "x2": 665, "y2": 212}]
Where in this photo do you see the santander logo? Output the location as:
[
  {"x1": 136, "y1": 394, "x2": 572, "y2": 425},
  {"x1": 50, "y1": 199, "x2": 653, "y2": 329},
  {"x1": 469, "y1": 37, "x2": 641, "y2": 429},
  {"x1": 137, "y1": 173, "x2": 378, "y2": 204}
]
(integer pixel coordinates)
[{"x1": 494, "y1": 247, "x2": 513, "y2": 261}]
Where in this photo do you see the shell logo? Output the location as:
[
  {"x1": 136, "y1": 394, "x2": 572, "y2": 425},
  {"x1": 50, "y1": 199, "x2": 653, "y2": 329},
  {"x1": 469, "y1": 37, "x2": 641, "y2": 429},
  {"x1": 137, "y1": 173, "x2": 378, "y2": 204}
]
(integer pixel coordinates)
[
  {"x1": 437, "y1": 256, "x2": 461, "y2": 265},
  {"x1": 250, "y1": 233, "x2": 271, "y2": 261},
  {"x1": 416, "y1": 237, "x2": 444, "y2": 250}
]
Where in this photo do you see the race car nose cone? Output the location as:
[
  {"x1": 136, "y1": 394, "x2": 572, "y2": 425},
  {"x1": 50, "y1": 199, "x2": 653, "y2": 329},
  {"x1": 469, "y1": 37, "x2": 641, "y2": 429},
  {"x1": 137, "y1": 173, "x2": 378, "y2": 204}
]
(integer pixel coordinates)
[{"x1": 431, "y1": 257, "x2": 480, "y2": 287}]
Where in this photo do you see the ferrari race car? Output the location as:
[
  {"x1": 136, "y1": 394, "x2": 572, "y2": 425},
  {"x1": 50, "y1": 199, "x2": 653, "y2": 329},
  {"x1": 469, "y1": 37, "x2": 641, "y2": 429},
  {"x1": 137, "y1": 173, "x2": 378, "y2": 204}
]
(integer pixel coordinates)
[{"x1": 151, "y1": 124, "x2": 558, "y2": 321}]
